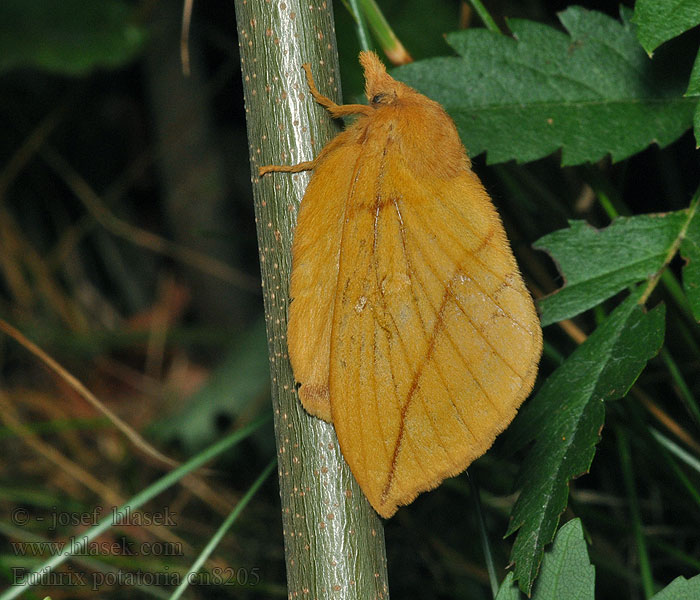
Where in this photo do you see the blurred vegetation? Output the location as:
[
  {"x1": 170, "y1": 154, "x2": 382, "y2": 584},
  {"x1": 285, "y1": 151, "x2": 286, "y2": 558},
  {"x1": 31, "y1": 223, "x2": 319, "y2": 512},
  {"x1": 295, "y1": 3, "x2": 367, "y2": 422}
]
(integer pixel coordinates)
[{"x1": 0, "y1": 0, "x2": 699, "y2": 598}]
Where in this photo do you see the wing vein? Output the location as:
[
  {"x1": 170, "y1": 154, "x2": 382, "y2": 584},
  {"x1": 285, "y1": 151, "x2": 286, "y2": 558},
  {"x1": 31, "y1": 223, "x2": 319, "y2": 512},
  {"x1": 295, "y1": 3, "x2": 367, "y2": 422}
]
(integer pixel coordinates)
[
  {"x1": 392, "y1": 199, "x2": 504, "y2": 419},
  {"x1": 334, "y1": 147, "x2": 375, "y2": 485},
  {"x1": 403, "y1": 195, "x2": 536, "y2": 335},
  {"x1": 400, "y1": 196, "x2": 535, "y2": 346},
  {"x1": 403, "y1": 217, "x2": 528, "y2": 380},
  {"x1": 369, "y1": 146, "x2": 433, "y2": 502},
  {"x1": 392, "y1": 198, "x2": 478, "y2": 441}
]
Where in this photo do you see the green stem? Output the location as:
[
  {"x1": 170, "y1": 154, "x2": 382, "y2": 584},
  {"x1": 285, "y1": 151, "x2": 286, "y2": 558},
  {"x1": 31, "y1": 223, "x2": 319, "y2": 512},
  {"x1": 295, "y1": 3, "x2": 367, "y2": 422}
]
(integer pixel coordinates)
[
  {"x1": 469, "y1": 0, "x2": 501, "y2": 34},
  {"x1": 358, "y1": 0, "x2": 411, "y2": 62},
  {"x1": 617, "y1": 427, "x2": 655, "y2": 598},
  {"x1": 659, "y1": 348, "x2": 700, "y2": 428},
  {"x1": 650, "y1": 429, "x2": 700, "y2": 510},
  {"x1": 639, "y1": 184, "x2": 700, "y2": 305},
  {"x1": 584, "y1": 164, "x2": 629, "y2": 219},
  {"x1": 347, "y1": 0, "x2": 372, "y2": 51},
  {"x1": 467, "y1": 471, "x2": 499, "y2": 598},
  {"x1": 586, "y1": 167, "x2": 698, "y2": 322},
  {"x1": 650, "y1": 427, "x2": 700, "y2": 474},
  {"x1": 660, "y1": 269, "x2": 695, "y2": 322},
  {"x1": 651, "y1": 538, "x2": 700, "y2": 572},
  {"x1": 234, "y1": 1, "x2": 389, "y2": 597},
  {"x1": 597, "y1": 187, "x2": 620, "y2": 220},
  {"x1": 170, "y1": 458, "x2": 276, "y2": 600}
]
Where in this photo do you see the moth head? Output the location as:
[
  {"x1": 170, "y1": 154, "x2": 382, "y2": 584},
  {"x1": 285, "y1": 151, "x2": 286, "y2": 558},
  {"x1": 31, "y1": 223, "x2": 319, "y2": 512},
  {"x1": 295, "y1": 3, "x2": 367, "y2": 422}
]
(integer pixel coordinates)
[{"x1": 359, "y1": 50, "x2": 412, "y2": 107}]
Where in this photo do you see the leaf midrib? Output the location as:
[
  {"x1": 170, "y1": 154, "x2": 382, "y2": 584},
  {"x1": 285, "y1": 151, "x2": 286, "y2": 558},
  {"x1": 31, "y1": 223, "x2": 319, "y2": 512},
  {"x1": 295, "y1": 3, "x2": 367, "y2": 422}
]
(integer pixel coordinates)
[{"x1": 445, "y1": 96, "x2": 696, "y2": 113}]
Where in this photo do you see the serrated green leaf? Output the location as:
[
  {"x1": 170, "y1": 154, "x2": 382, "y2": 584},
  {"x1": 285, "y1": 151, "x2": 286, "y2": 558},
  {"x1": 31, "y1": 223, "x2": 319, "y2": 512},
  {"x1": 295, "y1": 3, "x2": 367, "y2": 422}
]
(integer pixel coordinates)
[
  {"x1": 393, "y1": 6, "x2": 694, "y2": 166},
  {"x1": 534, "y1": 212, "x2": 688, "y2": 327},
  {"x1": 680, "y1": 203, "x2": 700, "y2": 321},
  {"x1": 506, "y1": 292, "x2": 665, "y2": 594},
  {"x1": 532, "y1": 519, "x2": 594, "y2": 600},
  {"x1": 497, "y1": 520, "x2": 594, "y2": 600},
  {"x1": 0, "y1": 0, "x2": 147, "y2": 75},
  {"x1": 633, "y1": 0, "x2": 700, "y2": 55},
  {"x1": 509, "y1": 515, "x2": 700, "y2": 600},
  {"x1": 650, "y1": 574, "x2": 700, "y2": 599}
]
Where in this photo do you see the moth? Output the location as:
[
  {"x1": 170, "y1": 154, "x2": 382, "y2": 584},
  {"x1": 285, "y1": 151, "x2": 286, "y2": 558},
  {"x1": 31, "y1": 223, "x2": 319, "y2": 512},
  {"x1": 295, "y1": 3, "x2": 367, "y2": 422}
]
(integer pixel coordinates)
[{"x1": 259, "y1": 51, "x2": 542, "y2": 518}]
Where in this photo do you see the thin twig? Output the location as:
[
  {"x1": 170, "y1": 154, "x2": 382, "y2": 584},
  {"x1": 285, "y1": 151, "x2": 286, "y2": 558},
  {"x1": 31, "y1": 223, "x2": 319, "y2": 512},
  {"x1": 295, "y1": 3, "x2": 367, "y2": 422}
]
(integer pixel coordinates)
[
  {"x1": 0, "y1": 317, "x2": 179, "y2": 469},
  {"x1": 180, "y1": 0, "x2": 194, "y2": 76}
]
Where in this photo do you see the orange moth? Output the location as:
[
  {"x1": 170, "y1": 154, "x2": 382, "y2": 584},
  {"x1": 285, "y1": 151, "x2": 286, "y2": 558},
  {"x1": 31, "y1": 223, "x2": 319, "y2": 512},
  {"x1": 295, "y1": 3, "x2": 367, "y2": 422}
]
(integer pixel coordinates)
[{"x1": 259, "y1": 51, "x2": 542, "y2": 518}]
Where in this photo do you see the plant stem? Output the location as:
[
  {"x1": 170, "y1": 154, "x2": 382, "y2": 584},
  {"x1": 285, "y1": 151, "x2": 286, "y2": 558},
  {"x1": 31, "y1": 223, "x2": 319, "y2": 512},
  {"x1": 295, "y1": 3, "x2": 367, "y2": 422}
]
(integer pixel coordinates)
[
  {"x1": 348, "y1": 0, "x2": 372, "y2": 52},
  {"x1": 617, "y1": 427, "x2": 655, "y2": 598},
  {"x1": 358, "y1": 0, "x2": 412, "y2": 64},
  {"x1": 171, "y1": 458, "x2": 276, "y2": 600},
  {"x1": 637, "y1": 184, "x2": 699, "y2": 306},
  {"x1": 660, "y1": 348, "x2": 700, "y2": 428},
  {"x1": 469, "y1": 0, "x2": 501, "y2": 34},
  {"x1": 468, "y1": 471, "x2": 499, "y2": 598},
  {"x1": 232, "y1": 2, "x2": 389, "y2": 597},
  {"x1": 650, "y1": 427, "x2": 700, "y2": 475}
]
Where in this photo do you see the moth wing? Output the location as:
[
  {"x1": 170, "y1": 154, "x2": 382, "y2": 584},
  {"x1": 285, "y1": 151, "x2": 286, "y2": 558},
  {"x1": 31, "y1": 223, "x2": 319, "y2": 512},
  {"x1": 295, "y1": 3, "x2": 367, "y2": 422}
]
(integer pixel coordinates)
[
  {"x1": 288, "y1": 134, "x2": 362, "y2": 421},
  {"x1": 329, "y1": 153, "x2": 542, "y2": 518}
]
